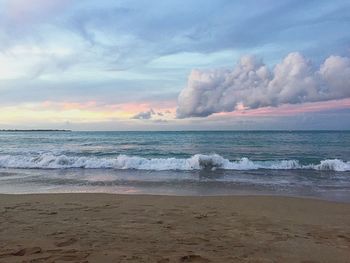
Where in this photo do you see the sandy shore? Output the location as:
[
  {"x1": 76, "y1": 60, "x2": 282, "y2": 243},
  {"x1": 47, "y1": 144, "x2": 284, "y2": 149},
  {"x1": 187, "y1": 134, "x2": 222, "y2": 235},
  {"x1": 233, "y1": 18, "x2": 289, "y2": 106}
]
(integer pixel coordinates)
[{"x1": 0, "y1": 194, "x2": 349, "y2": 263}]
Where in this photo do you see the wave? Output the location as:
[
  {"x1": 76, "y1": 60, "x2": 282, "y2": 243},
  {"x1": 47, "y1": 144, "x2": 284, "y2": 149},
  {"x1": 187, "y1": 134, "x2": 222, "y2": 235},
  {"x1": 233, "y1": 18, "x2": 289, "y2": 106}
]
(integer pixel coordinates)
[{"x1": 0, "y1": 153, "x2": 349, "y2": 171}]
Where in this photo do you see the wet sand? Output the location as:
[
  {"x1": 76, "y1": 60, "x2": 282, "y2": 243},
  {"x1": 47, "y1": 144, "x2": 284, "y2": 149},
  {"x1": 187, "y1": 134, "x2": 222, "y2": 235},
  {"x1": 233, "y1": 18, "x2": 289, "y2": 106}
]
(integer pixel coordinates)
[{"x1": 0, "y1": 194, "x2": 349, "y2": 263}]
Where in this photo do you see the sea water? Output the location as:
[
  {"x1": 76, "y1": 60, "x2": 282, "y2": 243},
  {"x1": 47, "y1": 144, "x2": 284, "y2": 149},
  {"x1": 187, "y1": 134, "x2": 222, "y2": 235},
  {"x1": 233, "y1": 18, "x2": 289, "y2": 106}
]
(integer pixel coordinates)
[{"x1": 0, "y1": 131, "x2": 349, "y2": 201}]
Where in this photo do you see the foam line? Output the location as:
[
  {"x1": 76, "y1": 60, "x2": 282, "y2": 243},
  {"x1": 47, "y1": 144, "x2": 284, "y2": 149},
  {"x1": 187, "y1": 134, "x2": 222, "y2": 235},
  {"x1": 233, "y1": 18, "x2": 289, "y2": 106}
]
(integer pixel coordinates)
[{"x1": 1, "y1": 153, "x2": 349, "y2": 171}]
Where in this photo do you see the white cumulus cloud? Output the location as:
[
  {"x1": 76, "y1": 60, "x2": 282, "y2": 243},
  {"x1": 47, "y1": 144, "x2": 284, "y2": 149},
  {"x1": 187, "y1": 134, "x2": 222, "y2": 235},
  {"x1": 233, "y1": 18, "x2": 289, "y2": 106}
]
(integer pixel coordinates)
[{"x1": 177, "y1": 52, "x2": 350, "y2": 118}]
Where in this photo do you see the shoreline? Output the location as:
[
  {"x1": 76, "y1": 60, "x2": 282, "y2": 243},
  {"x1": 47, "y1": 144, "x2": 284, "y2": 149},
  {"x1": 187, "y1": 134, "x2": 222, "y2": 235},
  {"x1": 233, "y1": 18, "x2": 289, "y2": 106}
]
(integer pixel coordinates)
[
  {"x1": 1, "y1": 194, "x2": 350, "y2": 262},
  {"x1": 2, "y1": 191, "x2": 350, "y2": 204},
  {"x1": 1, "y1": 191, "x2": 350, "y2": 202}
]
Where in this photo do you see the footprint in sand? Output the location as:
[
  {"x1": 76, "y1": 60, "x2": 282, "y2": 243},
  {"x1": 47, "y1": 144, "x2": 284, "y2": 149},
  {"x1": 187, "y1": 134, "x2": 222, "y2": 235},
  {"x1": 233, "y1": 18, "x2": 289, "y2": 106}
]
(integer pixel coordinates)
[
  {"x1": 180, "y1": 254, "x2": 210, "y2": 262},
  {"x1": 55, "y1": 238, "x2": 78, "y2": 247},
  {"x1": 12, "y1": 247, "x2": 42, "y2": 256}
]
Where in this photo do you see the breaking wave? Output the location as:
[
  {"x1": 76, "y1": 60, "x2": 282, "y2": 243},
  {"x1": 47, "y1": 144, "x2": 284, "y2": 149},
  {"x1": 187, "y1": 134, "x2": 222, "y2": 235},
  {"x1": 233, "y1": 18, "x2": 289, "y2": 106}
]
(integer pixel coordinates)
[{"x1": 0, "y1": 153, "x2": 349, "y2": 172}]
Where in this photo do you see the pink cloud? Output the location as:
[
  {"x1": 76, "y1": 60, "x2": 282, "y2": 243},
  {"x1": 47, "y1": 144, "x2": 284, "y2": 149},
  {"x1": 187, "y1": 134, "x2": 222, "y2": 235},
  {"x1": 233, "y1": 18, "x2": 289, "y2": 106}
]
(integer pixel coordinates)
[
  {"x1": 214, "y1": 98, "x2": 350, "y2": 117},
  {"x1": 41, "y1": 101, "x2": 97, "y2": 110},
  {"x1": 39, "y1": 100, "x2": 177, "y2": 117}
]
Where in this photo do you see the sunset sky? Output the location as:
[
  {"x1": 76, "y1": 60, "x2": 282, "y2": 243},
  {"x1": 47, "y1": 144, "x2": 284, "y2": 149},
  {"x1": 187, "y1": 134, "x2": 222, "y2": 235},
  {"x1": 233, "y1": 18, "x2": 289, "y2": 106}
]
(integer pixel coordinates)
[{"x1": 1, "y1": 0, "x2": 350, "y2": 130}]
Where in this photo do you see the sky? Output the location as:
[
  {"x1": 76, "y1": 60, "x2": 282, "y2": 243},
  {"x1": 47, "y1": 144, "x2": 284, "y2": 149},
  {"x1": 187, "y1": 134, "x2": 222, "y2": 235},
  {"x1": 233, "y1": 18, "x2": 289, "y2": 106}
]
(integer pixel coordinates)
[{"x1": 0, "y1": 0, "x2": 350, "y2": 130}]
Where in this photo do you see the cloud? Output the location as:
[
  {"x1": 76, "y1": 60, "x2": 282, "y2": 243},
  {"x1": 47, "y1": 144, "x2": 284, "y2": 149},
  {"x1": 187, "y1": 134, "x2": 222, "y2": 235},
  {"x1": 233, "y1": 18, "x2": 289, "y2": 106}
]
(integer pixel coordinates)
[
  {"x1": 176, "y1": 52, "x2": 350, "y2": 118},
  {"x1": 131, "y1": 108, "x2": 173, "y2": 120},
  {"x1": 2, "y1": 0, "x2": 348, "y2": 71},
  {"x1": 131, "y1": 109, "x2": 155, "y2": 120},
  {"x1": 1, "y1": 0, "x2": 350, "y2": 130},
  {"x1": 64, "y1": 0, "x2": 350, "y2": 58}
]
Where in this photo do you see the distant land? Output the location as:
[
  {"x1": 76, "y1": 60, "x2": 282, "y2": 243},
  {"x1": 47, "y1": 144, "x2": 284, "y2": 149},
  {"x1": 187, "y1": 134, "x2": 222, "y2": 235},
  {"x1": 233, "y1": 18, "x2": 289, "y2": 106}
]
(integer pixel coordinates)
[{"x1": 0, "y1": 129, "x2": 72, "y2": 132}]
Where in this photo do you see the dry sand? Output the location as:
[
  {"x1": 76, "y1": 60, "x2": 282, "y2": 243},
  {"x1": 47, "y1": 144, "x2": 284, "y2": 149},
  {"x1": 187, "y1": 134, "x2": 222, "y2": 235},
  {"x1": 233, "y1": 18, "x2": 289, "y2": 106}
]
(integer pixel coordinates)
[{"x1": 0, "y1": 194, "x2": 349, "y2": 263}]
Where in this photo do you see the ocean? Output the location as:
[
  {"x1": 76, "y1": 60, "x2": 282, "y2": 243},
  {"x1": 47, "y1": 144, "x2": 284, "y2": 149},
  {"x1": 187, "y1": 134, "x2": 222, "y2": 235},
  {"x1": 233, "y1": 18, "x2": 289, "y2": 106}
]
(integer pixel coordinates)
[{"x1": 0, "y1": 131, "x2": 349, "y2": 201}]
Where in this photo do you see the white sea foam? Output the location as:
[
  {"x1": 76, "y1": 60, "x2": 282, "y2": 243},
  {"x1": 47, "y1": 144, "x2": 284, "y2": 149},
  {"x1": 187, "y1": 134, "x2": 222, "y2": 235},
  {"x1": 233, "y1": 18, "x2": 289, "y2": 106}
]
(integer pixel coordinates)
[
  {"x1": 0, "y1": 153, "x2": 349, "y2": 171},
  {"x1": 311, "y1": 159, "x2": 350, "y2": 172}
]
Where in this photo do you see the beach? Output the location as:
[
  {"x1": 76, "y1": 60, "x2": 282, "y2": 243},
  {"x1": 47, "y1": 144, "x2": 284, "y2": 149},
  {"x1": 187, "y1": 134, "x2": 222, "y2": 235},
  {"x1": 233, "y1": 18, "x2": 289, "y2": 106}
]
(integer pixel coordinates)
[
  {"x1": 0, "y1": 194, "x2": 349, "y2": 263},
  {"x1": 1, "y1": 0, "x2": 350, "y2": 261}
]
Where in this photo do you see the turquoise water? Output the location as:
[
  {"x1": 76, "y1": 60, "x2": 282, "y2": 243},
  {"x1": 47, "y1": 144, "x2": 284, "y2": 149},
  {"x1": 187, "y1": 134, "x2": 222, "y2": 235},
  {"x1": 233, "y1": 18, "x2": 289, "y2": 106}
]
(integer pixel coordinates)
[{"x1": 0, "y1": 131, "x2": 349, "y2": 201}]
